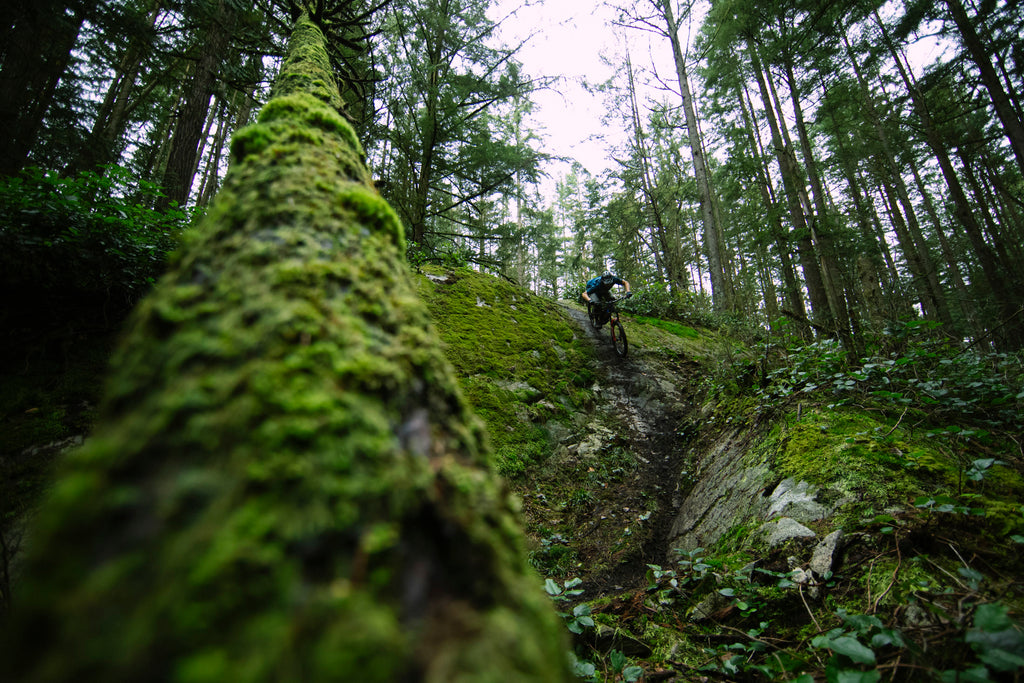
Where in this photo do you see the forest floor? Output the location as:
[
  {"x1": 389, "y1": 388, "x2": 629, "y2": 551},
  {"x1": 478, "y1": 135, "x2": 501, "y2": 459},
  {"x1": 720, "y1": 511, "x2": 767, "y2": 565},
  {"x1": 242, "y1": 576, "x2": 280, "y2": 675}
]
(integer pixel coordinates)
[
  {"x1": 552, "y1": 305, "x2": 698, "y2": 597},
  {"x1": 5, "y1": 266, "x2": 1024, "y2": 681},
  {"x1": 512, "y1": 301, "x2": 712, "y2": 606}
]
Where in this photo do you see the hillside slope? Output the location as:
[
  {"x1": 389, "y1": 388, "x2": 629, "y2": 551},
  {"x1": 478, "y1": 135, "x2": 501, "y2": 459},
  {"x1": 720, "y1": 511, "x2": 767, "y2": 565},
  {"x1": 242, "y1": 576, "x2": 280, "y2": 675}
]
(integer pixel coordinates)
[
  {"x1": 415, "y1": 266, "x2": 1024, "y2": 681},
  {"x1": 3, "y1": 263, "x2": 1021, "y2": 681}
]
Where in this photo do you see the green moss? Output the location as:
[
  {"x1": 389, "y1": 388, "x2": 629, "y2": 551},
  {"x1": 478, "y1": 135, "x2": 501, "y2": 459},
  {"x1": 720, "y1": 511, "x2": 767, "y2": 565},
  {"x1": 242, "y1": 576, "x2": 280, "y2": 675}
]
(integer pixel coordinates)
[
  {"x1": 634, "y1": 316, "x2": 700, "y2": 339},
  {"x1": 413, "y1": 267, "x2": 595, "y2": 478},
  {"x1": 768, "y1": 409, "x2": 921, "y2": 510},
  {"x1": 1, "y1": 14, "x2": 570, "y2": 683}
]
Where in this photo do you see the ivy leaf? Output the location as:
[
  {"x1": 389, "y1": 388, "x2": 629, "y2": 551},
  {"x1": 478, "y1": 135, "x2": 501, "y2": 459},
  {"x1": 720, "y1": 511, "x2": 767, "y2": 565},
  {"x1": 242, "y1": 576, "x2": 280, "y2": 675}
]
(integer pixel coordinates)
[
  {"x1": 940, "y1": 666, "x2": 994, "y2": 683},
  {"x1": 973, "y1": 603, "x2": 1012, "y2": 632},
  {"x1": 966, "y1": 603, "x2": 1024, "y2": 671},
  {"x1": 836, "y1": 671, "x2": 880, "y2": 683},
  {"x1": 814, "y1": 635, "x2": 877, "y2": 664},
  {"x1": 623, "y1": 664, "x2": 644, "y2": 681}
]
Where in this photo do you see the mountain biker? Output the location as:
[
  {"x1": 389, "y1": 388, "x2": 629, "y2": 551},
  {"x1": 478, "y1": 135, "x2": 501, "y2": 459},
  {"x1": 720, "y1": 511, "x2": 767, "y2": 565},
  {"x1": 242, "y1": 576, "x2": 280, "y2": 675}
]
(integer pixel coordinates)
[{"x1": 582, "y1": 271, "x2": 631, "y2": 325}]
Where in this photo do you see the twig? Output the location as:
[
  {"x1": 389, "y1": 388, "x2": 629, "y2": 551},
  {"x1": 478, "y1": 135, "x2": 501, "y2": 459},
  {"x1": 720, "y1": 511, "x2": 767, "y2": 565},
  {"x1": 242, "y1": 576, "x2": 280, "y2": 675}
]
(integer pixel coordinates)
[
  {"x1": 920, "y1": 556, "x2": 967, "y2": 589},
  {"x1": 883, "y1": 406, "x2": 909, "y2": 437},
  {"x1": 798, "y1": 584, "x2": 822, "y2": 630},
  {"x1": 872, "y1": 539, "x2": 902, "y2": 613},
  {"x1": 947, "y1": 542, "x2": 969, "y2": 568}
]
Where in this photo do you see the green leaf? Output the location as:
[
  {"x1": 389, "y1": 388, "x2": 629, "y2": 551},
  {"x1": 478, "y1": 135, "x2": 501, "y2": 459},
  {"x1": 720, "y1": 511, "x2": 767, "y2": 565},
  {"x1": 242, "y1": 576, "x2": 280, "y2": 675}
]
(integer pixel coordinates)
[
  {"x1": 623, "y1": 665, "x2": 644, "y2": 681},
  {"x1": 939, "y1": 666, "x2": 992, "y2": 683},
  {"x1": 836, "y1": 670, "x2": 881, "y2": 683},
  {"x1": 823, "y1": 636, "x2": 876, "y2": 664},
  {"x1": 978, "y1": 648, "x2": 1024, "y2": 672},
  {"x1": 973, "y1": 603, "x2": 1012, "y2": 632}
]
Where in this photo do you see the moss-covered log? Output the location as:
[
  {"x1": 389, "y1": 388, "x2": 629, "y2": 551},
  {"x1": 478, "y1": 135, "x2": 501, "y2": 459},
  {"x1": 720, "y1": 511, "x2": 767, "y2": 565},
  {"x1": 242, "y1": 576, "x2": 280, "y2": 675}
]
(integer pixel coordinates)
[{"x1": 1, "y1": 13, "x2": 570, "y2": 683}]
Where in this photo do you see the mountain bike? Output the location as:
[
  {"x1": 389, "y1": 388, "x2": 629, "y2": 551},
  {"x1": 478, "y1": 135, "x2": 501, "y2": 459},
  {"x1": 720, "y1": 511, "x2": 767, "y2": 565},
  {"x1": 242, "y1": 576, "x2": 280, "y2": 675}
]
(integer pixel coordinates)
[{"x1": 587, "y1": 295, "x2": 629, "y2": 357}]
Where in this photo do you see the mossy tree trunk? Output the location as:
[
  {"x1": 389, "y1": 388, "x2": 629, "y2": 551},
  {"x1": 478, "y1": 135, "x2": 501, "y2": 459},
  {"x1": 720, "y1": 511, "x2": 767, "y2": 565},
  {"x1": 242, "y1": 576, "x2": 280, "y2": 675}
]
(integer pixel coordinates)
[{"x1": 1, "y1": 12, "x2": 570, "y2": 683}]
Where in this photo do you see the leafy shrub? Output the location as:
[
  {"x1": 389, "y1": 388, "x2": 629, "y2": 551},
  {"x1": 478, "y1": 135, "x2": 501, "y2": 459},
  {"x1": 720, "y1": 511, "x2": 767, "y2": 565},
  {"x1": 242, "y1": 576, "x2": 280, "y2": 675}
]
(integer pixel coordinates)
[
  {"x1": 406, "y1": 240, "x2": 472, "y2": 269},
  {"x1": 0, "y1": 165, "x2": 189, "y2": 303},
  {"x1": 758, "y1": 322, "x2": 1024, "y2": 432},
  {"x1": 618, "y1": 283, "x2": 714, "y2": 325}
]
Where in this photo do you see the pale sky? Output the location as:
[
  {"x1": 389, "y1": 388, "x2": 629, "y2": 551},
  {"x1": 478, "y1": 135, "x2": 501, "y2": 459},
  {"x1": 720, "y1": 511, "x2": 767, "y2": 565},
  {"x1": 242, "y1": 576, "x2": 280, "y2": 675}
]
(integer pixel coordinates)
[
  {"x1": 488, "y1": 0, "x2": 952, "y2": 192},
  {"x1": 489, "y1": 0, "x2": 632, "y2": 178}
]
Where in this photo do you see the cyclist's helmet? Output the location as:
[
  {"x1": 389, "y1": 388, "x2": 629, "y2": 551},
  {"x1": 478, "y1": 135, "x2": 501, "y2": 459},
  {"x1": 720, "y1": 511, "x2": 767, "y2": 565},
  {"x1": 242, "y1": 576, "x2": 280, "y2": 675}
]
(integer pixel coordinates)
[{"x1": 601, "y1": 271, "x2": 614, "y2": 285}]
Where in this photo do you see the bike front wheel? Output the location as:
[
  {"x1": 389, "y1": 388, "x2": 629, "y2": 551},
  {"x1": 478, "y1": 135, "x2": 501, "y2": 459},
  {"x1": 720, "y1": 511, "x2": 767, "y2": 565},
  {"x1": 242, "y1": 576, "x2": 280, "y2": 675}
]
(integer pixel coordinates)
[{"x1": 610, "y1": 320, "x2": 628, "y2": 357}]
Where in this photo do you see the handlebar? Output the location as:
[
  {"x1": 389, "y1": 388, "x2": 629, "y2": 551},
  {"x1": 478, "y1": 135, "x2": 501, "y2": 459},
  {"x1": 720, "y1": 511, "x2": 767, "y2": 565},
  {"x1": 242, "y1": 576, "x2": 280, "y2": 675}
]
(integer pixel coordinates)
[{"x1": 590, "y1": 293, "x2": 632, "y2": 305}]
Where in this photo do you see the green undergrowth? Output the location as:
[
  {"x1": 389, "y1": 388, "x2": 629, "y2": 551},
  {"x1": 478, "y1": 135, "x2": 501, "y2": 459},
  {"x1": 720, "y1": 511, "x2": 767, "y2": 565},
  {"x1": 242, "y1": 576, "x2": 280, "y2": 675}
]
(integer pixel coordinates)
[
  {"x1": 626, "y1": 313, "x2": 748, "y2": 369},
  {"x1": 412, "y1": 266, "x2": 596, "y2": 478},
  {"x1": 560, "y1": 329, "x2": 1024, "y2": 681},
  {"x1": 631, "y1": 316, "x2": 699, "y2": 339}
]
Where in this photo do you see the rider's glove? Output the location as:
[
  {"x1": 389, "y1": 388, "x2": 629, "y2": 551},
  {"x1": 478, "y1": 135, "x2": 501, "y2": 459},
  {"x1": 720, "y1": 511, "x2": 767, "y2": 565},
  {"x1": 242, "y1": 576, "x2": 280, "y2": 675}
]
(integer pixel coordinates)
[{"x1": 626, "y1": 291, "x2": 633, "y2": 298}]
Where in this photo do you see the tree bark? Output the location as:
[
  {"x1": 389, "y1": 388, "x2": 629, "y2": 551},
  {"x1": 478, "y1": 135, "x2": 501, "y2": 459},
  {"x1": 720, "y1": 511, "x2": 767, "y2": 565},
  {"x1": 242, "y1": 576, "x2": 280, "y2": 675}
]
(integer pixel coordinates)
[
  {"x1": 625, "y1": 52, "x2": 689, "y2": 295},
  {"x1": 1, "y1": 12, "x2": 570, "y2": 682},
  {"x1": 780, "y1": 48, "x2": 855, "y2": 351},
  {"x1": 738, "y1": 81, "x2": 808, "y2": 337},
  {"x1": 658, "y1": 0, "x2": 727, "y2": 311},
  {"x1": 944, "y1": 0, "x2": 1024, "y2": 178},
  {"x1": 747, "y1": 41, "x2": 831, "y2": 334},
  {"x1": 846, "y1": 30, "x2": 954, "y2": 330},
  {"x1": 156, "y1": 0, "x2": 235, "y2": 210},
  {"x1": 67, "y1": 1, "x2": 164, "y2": 175},
  {"x1": 0, "y1": 1, "x2": 85, "y2": 176},
  {"x1": 878, "y1": 21, "x2": 1024, "y2": 347}
]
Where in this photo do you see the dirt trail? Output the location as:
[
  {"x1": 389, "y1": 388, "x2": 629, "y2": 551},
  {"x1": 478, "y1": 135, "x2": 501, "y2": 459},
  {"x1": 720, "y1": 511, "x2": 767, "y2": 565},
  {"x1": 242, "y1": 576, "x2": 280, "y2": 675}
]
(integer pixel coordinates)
[{"x1": 559, "y1": 305, "x2": 697, "y2": 595}]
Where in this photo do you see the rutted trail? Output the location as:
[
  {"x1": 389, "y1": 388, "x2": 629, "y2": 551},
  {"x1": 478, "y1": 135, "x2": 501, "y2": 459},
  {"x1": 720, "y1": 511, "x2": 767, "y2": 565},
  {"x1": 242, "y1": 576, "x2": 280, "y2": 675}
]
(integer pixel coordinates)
[{"x1": 552, "y1": 304, "x2": 700, "y2": 594}]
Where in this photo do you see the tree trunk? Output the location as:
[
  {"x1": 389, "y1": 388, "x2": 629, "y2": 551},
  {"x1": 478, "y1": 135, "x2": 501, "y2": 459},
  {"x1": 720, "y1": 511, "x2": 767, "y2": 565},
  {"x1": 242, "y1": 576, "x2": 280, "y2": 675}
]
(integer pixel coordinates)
[
  {"x1": 780, "y1": 48, "x2": 855, "y2": 350},
  {"x1": 846, "y1": 30, "x2": 954, "y2": 330},
  {"x1": 0, "y1": 1, "x2": 85, "y2": 176},
  {"x1": 878, "y1": 21, "x2": 1024, "y2": 347},
  {"x1": 156, "y1": 0, "x2": 235, "y2": 210},
  {"x1": 944, "y1": 0, "x2": 1024, "y2": 178},
  {"x1": 67, "y1": 1, "x2": 164, "y2": 175},
  {"x1": 1, "y1": 13, "x2": 570, "y2": 682},
  {"x1": 747, "y1": 41, "x2": 831, "y2": 334},
  {"x1": 658, "y1": 0, "x2": 727, "y2": 311},
  {"x1": 908, "y1": 155, "x2": 981, "y2": 338},
  {"x1": 625, "y1": 52, "x2": 689, "y2": 294},
  {"x1": 739, "y1": 81, "x2": 808, "y2": 336}
]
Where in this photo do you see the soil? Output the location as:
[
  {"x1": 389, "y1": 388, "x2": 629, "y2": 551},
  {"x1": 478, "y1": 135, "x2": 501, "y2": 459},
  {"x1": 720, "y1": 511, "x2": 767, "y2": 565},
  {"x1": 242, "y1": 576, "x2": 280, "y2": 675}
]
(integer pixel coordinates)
[{"x1": 537, "y1": 305, "x2": 703, "y2": 598}]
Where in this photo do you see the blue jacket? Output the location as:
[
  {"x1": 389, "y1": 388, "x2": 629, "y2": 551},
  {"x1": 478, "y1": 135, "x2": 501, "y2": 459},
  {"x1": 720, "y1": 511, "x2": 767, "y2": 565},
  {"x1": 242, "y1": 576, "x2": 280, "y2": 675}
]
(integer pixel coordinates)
[{"x1": 586, "y1": 275, "x2": 623, "y2": 297}]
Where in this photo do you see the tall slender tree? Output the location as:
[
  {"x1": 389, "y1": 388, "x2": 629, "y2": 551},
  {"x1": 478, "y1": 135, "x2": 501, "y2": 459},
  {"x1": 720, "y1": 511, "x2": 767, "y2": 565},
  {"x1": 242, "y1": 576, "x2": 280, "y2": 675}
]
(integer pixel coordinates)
[
  {"x1": 0, "y1": 0, "x2": 90, "y2": 175},
  {"x1": 156, "y1": 0, "x2": 238, "y2": 209},
  {"x1": 372, "y1": 0, "x2": 536, "y2": 249}
]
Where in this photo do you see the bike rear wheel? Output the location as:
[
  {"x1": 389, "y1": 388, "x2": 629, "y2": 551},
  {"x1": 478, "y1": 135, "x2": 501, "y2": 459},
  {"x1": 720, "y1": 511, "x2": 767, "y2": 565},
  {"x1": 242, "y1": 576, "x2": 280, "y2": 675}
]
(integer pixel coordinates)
[{"x1": 611, "y1": 320, "x2": 628, "y2": 357}]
